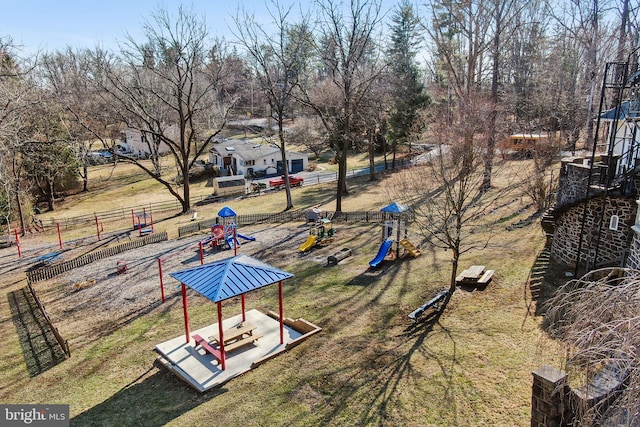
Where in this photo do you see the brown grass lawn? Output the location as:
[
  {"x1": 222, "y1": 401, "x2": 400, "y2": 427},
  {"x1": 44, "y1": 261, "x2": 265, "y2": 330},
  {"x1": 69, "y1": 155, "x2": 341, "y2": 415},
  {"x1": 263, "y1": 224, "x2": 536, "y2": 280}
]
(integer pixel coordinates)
[{"x1": 0, "y1": 158, "x2": 564, "y2": 426}]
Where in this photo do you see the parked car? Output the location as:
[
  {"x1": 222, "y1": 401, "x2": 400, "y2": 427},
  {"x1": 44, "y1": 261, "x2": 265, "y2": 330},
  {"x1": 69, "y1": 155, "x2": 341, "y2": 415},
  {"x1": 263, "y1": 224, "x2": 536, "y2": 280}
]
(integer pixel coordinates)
[
  {"x1": 88, "y1": 149, "x2": 113, "y2": 165},
  {"x1": 268, "y1": 175, "x2": 304, "y2": 189}
]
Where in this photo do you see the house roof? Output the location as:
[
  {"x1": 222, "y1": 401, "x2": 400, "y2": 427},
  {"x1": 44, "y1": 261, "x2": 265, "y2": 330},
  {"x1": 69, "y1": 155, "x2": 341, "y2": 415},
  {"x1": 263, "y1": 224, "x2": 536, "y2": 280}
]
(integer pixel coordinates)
[
  {"x1": 210, "y1": 139, "x2": 280, "y2": 161},
  {"x1": 169, "y1": 254, "x2": 293, "y2": 303},
  {"x1": 600, "y1": 99, "x2": 640, "y2": 120}
]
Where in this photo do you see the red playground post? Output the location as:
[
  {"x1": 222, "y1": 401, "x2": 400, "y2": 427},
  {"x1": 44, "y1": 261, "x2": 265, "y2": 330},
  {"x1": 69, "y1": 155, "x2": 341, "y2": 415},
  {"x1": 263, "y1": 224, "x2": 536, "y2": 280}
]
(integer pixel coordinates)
[
  {"x1": 57, "y1": 222, "x2": 63, "y2": 249},
  {"x1": 158, "y1": 258, "x2": 165, "y2": 303},
  {"x1": 95, "y1": 215, "x2": 101, "y2": 241}
]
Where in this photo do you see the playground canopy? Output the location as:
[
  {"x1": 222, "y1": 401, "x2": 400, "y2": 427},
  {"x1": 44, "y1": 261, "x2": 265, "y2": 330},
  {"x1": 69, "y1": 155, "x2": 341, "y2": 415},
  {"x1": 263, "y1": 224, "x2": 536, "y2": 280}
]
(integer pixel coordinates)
[
  {"x1": 169, "y1": 254, "x2": 293, "y2": 370},
  {"x1": 218, "y1": 206, "x2": 237, "y2": 218},
  {"x1": 381, "y1": 202, "x2": 410, "y2": 213}
]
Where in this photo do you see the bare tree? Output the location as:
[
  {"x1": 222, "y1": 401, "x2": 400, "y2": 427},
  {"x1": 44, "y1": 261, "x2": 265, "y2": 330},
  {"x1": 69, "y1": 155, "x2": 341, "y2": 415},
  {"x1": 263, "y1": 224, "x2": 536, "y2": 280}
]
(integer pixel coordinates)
[
  {"x1": 0, "y1": 38, "x2": 39, "y2": 234},
  {"x1": 386, "y1": 117, "x2": 516, "y2": 295},
  {"x1": 234, "y1": 1, "x2": 314, "y2": 211},
  {"x1": 90, "y1": 6, "x2": 236, "y2": 213},
  {"x1": 299, "y1": 0, "x2": 385, "y2": 212},
  {"x1": 40, "y1": 48, "x2": 118, "y2": 192},
  {"x1": 546, "y1": 0, "x2": 617, "y2": 149}
]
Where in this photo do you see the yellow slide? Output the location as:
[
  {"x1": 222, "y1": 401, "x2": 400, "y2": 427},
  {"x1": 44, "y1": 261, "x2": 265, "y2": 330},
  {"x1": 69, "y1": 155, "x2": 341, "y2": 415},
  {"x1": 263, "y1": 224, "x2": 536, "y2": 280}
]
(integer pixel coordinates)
[
  {"x1": 400, "y1": 238, "x2": 421, "y2": 257},
  {"x1": 299, "y1": 235, "x2": 318, "y2": 252}
]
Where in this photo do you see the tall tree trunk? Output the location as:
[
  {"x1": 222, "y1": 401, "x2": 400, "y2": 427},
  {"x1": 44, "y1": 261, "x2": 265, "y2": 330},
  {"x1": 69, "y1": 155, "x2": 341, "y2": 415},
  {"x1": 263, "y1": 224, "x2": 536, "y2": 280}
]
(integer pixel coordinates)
[
  {"x1": 279, "y1": 120, "x2": 293, "y2": 211},
  {"x1": 368, "y1": 130, "x2": 376, "y2": 181},
  {"x1": 482, "y1": 4, "x2": 501, "y2": 192},
  {"x1": 47, "y1": 178, "x2": 55, "y2": 212},
  {"x1": 82, "y1": 163, "x2": 89, "y2": 192}
]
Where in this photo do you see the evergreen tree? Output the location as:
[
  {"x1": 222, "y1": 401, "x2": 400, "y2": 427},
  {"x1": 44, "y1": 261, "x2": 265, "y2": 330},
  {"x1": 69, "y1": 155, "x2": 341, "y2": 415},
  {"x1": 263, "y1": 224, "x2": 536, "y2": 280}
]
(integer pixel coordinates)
[{"x1": 386, "y1": 0, "x2": 429, "y2": 169}]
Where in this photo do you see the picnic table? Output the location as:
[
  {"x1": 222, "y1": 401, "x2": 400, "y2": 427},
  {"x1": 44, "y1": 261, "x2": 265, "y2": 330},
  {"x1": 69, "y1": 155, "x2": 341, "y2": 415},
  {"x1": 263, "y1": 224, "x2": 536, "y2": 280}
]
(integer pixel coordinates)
[
  {"x1": 209, "y1": 322, "x2": 262, "y2": 353},
  {"x1": 455, "y1": 265, "x2": 494, "y2": 286}
]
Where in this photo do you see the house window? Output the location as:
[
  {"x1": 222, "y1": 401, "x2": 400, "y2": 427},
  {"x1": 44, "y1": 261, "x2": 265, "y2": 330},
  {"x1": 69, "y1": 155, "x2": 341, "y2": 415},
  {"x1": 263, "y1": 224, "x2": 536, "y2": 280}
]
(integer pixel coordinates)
[
  {"x1": 263, "y1": 159, "x2": 267, "y2": 165},
  {"x1": 609, "y1": 215, "x2": 619, "y2": 231}
]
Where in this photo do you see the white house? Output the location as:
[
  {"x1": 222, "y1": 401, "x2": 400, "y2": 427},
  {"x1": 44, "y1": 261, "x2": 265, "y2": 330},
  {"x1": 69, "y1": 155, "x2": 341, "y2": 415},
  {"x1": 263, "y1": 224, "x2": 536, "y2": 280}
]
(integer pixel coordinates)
[
  {"x1": 119, "y1": 128, "x2": 171, "y2": 159},
  {"x1": 209, "y1": 139, "x2": 308, "y2": 177}
]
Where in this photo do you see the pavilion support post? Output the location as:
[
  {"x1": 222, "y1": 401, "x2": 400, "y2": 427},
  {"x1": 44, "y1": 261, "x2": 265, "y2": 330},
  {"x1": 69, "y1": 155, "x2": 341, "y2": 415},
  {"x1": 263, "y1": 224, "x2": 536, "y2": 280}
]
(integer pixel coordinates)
[
  {"x1": 278, "y1": 280, "x2": 284, "y2": 345},
  {"x1": 241, "y1": 294, "x2": 246, "y2": 322},
  {"x1": 158, "y1": 258, "x2": 165, "y2": 303},
  {"x1": 217, "y1": 302, "x2": 226, "y2": 370},
  {"x1": 233, "y1": 225, "x2": 238, "y2": 256},
  {"x1": 182, "y1": 283, "x2": 189, "y2": 343}
]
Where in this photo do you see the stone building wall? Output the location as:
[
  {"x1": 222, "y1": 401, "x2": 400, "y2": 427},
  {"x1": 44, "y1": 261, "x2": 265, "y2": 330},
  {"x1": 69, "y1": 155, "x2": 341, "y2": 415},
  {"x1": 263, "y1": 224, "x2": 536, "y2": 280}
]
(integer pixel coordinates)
[
  {"x1": 556, "y1": 158, "x2": 590, "y2": 207},
  {"x1": 551, "y1": 196, "x2": 635, "y2": 268},
  {"x1": 625, "y1": 230, "x2": 640, "y2": 270}
]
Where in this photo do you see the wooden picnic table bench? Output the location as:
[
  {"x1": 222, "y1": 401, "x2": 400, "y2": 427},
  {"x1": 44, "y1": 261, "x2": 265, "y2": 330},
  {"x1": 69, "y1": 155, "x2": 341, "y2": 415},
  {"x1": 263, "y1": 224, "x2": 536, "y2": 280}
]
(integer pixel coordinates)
[
  {"x1": 455, "y1": 265, "x2": 494, "y2": 286},
  {"x1": 209, "y1": 322, "x2": 262, "y2": 353},
  {"x1": 192, "y1": 334, "x2": 222, "y2": 363}
]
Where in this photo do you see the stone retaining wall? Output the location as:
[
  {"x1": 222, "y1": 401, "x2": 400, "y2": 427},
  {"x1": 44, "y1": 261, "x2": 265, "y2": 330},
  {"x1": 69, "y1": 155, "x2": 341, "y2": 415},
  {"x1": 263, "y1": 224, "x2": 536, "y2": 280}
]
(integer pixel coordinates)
[{"x1": 551, "y1": 197, "x2": 635, "y2": 268}]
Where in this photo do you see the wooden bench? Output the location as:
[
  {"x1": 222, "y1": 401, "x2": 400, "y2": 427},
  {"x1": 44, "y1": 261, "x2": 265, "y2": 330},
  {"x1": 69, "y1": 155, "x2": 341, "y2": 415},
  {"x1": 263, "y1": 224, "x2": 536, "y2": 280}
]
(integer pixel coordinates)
[
  {"x1": 477, "y1": 269, "x2": 494, "y2": 285},
  {"x1": 209, "y1": 322, "x2": 262, "y2": 353},
  {"x1": 408, "y1": 290, "x2": 450, "y2": 321},
  {"x1": 223, "y1": 332, "x2": 263, "y2": 352},
  {"x1": 192, "y1": 334, "x2": 222, "y2": 363},
  {"x1": 209, "y1": 322, "x2": 256, "y2": 344}
]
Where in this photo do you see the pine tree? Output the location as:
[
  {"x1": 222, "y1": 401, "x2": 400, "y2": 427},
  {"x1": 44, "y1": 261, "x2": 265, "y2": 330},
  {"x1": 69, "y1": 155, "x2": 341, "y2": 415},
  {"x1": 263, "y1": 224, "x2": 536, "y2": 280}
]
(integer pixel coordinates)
[{"x1": 386, "y1": 0, "x2": 429, "y2": 169}]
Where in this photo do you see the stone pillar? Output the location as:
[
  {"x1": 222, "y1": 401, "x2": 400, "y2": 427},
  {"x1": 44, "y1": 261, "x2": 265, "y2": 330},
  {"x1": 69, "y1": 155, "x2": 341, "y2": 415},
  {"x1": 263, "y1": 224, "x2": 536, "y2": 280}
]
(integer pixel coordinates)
[{"x1": 531, "y1": 365, "x2": 571, "y2": 427}]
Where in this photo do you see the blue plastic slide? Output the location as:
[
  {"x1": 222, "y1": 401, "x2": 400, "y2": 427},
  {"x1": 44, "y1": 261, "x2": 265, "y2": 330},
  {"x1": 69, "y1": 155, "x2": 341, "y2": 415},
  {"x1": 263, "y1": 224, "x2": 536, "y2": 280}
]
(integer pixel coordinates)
[
  {"x1": 237, "y1": 233, "x2": 256, "y2": 242},
  {"x1": 226, "y1": 235, "x2": 238, "y2": 250},
  {"x1": 369, "y1": 239, "x2": 394, "y2": 268}
]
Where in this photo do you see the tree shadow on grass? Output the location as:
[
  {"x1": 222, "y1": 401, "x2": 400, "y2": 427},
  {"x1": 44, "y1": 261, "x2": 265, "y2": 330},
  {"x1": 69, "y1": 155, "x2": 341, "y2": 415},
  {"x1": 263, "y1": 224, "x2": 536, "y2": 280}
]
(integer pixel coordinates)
[
  {"x1": 71, "y1": 364, "x2": 227, "y2": 427},
  {"x1": 7, "y1": 287, "x2": 68, "y2": 377},
  {"x1": 303, "y1": 301, "x2": 461, "y2": 426}
]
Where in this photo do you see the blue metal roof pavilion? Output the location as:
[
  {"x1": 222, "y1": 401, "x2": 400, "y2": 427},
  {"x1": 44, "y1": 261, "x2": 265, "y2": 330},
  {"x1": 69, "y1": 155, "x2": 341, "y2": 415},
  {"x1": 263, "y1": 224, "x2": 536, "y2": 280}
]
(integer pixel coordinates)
[
  {"x1": 169, "y1": 254, "x2": 293, "y2": 302},
  {"x1": 169, "y1": 254, "x2": 293, "y2": 370}
]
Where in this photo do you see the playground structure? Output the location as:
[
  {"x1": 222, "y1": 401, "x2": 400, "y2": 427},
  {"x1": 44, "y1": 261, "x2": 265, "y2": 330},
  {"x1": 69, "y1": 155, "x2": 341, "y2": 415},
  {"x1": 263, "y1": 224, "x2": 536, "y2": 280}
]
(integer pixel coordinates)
[
  {"x1": 132, "y1": 209, "x2": 154, "y2": 236},
  {"x1": 369, "y1": 202, "x2": 421, "y2": 269},
  {"x1": 209, "y1": 206, "x2": 256, "y2": 253},
  {"x1": 299, "y1": 218, "x2": 334, "y2": 252}
]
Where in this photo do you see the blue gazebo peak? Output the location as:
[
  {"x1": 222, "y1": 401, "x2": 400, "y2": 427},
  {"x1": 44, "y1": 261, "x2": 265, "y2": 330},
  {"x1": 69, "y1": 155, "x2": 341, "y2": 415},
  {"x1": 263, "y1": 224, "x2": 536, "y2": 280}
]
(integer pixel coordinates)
[
  {"x1": 218, "y1": 206, "x2": 237, "y2": 218},
  {"x1": 169, "y1": 254, "x2": 293, "y2": 303}
]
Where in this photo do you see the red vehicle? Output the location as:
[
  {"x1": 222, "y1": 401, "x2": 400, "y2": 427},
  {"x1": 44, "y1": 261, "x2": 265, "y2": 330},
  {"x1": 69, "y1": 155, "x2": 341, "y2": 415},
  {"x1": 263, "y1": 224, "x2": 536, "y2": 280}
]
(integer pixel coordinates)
[{"x1": 269, "y1": 175, "x2": 304, "y2": 189}]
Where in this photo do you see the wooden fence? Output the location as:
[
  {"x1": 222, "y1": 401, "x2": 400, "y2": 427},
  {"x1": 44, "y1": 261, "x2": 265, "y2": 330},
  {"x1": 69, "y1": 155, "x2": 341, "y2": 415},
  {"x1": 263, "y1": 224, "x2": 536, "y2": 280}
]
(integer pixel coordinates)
[
  {"x1": 177, "y1": 210, "x2": 411, "y2": 237},
  {"x1": 27, "y1": 282, "x2": 71, "y2": 357},
  {"x1": 26, "y1": 231, "x2": 168, "y2": 285}
]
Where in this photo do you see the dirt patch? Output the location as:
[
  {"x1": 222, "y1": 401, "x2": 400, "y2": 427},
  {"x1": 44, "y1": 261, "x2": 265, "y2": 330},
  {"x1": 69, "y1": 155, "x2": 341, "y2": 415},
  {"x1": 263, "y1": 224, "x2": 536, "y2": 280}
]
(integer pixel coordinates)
[{"x1": 19, "y1": 221, "x2": 375, "y2": 345}]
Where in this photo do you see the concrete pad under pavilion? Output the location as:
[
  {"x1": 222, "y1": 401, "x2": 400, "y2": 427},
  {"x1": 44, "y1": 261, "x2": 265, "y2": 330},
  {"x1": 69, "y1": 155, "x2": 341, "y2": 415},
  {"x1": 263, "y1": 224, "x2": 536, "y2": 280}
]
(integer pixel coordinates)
[{"x1": 155, "y1": 308, "x2": 321, "y2": 392}]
